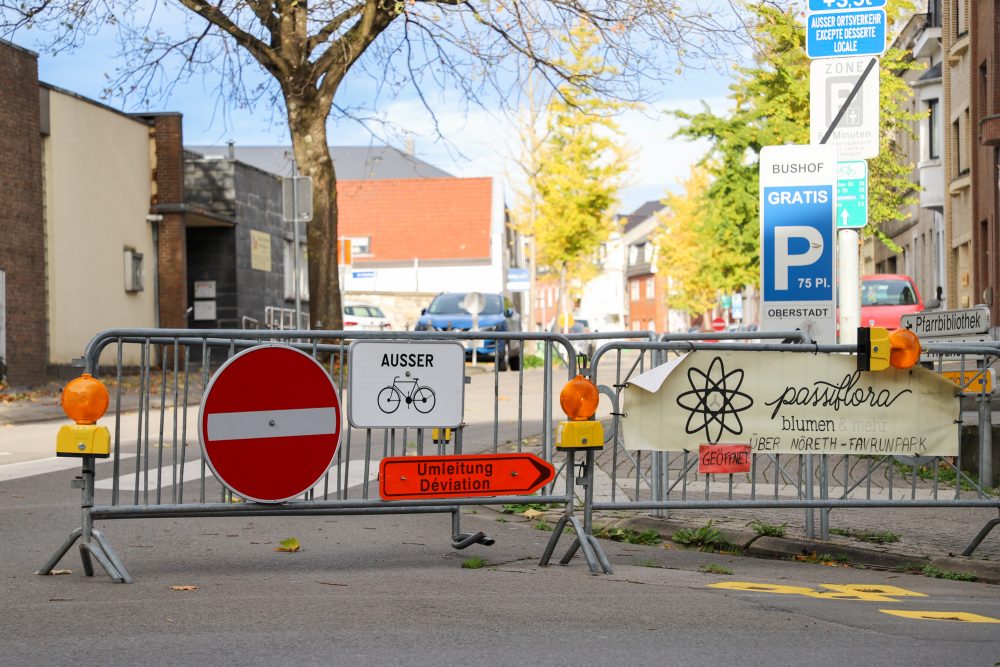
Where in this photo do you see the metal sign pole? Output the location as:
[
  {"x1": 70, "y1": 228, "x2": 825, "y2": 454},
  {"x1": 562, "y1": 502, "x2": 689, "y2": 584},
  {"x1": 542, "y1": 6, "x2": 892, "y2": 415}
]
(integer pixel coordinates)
[{"x1": 291, "y1": 160, "x2": 302, "y2": 330}]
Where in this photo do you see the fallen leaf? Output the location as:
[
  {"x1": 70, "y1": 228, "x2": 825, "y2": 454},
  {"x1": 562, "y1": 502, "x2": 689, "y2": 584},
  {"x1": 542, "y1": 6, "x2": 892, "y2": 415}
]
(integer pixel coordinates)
[
  {"x1": 49, "y1": 569, "x2": 72, "y2": 575},
  {"x1": 170, "y1": 585, "x2": 198, "y2": 591},
  {"x1": 275, "y1": 537, "x2": 301, "y2": 552},
  {"x1": 521, "y1": 508, "x2": 543, "y2": 519}
]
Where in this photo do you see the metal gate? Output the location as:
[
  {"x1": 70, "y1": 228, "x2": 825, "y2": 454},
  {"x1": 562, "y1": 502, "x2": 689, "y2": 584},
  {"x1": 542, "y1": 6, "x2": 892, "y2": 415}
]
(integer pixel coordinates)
[{"x1": 582, "y1": 335, "x2": 1000, "y2": 569}]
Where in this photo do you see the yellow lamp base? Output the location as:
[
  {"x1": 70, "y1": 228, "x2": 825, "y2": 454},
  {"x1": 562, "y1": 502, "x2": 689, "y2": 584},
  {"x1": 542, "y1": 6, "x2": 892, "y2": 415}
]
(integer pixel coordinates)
[
  {"x1": 556, "y1": 420, "x2": 604, "y2": 451},
  {"x1": 56, "y1": 424, "x2": 111, "y2": 458}
]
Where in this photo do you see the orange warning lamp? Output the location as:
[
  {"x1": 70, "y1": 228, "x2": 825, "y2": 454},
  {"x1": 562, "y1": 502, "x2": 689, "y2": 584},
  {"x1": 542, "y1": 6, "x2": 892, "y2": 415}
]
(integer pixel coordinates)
[
  {"x1": 556, "y1": 374, "x2": 603, "y2": 451},
  {"x1": 560, "y1": 374, "x2": 599, "y2": 421},
  {"x1": 61, "y1": 373, "x2": 109, "y2": 424},
  {"x1": 888, "y1": 329, "x2": 921, "y2": 369},
  {"x1": 56, "y1": 374, "x2": 111, "y2": 458}
]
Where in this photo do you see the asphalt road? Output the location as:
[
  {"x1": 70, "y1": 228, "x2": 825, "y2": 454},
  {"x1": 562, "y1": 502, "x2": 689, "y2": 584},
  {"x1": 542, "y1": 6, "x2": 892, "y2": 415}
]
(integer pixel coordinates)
[{"x1": 2, "y1": 459, "x2": 1000, "y2": 666}]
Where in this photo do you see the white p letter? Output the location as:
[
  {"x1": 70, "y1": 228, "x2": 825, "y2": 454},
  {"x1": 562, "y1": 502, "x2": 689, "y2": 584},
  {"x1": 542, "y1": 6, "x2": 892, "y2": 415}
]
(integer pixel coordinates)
[{"x1": 774, "y1": 226, "x2": 823, "y2": 290}]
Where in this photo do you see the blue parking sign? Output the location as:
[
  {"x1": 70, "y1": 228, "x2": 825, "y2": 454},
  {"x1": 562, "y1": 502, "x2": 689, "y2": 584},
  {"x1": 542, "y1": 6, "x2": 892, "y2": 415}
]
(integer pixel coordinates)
[
  {"x1": 759, "y1": 145, "x2": 838, "y2": 344},
  {"x1": 762, "y1": 186, "x2": 835, "y2": 302}
]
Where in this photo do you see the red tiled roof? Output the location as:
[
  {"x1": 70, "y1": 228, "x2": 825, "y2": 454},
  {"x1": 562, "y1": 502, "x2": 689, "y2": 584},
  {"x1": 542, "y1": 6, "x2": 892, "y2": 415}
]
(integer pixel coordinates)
[{"x1": 337, "y1": 177, "x2": 492, "y2": 262}]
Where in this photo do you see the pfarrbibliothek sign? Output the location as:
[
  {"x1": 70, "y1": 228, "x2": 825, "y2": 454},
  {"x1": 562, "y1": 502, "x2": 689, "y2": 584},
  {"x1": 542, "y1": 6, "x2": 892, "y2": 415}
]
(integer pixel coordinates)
[{"x1": 623, "y1": 351, "x2": 959, "y2": 457}]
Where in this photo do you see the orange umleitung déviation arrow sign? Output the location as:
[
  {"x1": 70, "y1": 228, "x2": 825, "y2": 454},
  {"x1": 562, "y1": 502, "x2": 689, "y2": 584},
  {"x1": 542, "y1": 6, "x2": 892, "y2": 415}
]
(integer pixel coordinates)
[{"x1": 378, "y1": 453, "x2": 555, "y2": 501}]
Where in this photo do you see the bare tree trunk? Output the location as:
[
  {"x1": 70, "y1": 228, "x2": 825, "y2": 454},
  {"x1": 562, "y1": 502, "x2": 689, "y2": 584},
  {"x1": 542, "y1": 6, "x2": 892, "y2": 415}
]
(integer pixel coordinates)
[{"x1": 288, "y1": 96, "x2": 342, "y2": 330}]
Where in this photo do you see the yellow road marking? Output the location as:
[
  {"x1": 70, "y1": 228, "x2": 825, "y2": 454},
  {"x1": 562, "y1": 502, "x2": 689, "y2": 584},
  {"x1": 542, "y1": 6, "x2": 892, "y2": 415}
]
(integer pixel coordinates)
[
  {"x1": 710, "y1": 582, "x2": 925, "y2": 602},
  {"x1": 880, "y1": 610, "x2": 1000, "y2": 623}
]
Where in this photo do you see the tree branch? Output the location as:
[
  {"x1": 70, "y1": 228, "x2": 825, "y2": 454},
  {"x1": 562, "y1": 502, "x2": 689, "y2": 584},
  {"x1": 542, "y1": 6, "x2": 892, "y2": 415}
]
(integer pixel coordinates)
[
  {"x1": 314, "y1": 0, "x2": 393, "y2": 99},
  {"x1": 174, "y1": 0, "x2": 288, "y2": 77},
  {"x1": 307, "y1": 3, "x2": 364, "y2": 55}
]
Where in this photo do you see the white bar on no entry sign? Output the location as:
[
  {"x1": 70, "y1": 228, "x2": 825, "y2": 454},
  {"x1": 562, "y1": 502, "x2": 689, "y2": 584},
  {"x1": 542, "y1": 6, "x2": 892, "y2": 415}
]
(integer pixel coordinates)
[{"x1": 207, "y1": 407, "x2": 338, "y2": 441}]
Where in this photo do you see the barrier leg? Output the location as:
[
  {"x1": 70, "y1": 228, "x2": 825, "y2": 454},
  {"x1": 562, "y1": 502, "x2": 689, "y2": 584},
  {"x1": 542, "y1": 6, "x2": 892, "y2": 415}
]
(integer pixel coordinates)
[
  {"x1": 538, "y1": 450, "x2": 611, "y2": 574},
  {"x1": 39, "y1": 456, "x2": 132, "y2": 582},
  {"x1": 962, "y1": 514, "x2": 1000, "y2": 557},
  {"x1": 36, "y1": 527, "x2": 82, "y2": 575}
]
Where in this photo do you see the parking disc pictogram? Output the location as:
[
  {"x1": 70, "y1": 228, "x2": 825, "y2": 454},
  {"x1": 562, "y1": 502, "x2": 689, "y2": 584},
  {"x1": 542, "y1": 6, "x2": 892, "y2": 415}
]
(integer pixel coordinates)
[{"x1": 199, "y1": 345, "x2": 341, "y2": 503}]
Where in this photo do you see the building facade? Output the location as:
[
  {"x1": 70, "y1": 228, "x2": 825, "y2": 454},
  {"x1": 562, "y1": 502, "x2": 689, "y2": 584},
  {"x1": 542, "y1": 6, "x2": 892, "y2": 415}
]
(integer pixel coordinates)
[
  {"x1": 866, "y1": 9, "x2": 945, "y2": 308},
  {"x1": 971, "y1": 0, "x2": 1000, "y2": 334},
  {"x1": 0, "y1": 40, "x2": 46, "y2": 385}
]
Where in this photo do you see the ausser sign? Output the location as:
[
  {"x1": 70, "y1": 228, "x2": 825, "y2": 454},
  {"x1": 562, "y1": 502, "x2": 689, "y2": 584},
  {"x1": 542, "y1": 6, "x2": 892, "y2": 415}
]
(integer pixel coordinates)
[{"x1": 806, "y1": 9, "x2": 887, "y2": 59}]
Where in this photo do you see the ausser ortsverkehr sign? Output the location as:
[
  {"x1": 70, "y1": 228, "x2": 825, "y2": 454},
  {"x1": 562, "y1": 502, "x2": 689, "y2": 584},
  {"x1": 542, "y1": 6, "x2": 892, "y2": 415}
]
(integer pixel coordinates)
[{"x1": 806, "y1": 9, "x2": 886, "y2": 59}]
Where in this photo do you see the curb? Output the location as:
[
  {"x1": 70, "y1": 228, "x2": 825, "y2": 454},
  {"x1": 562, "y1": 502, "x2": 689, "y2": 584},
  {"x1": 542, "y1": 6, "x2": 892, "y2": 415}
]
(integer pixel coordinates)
[{"x1": 556, "y1": 513, "x2": 1000, "y2": 585}]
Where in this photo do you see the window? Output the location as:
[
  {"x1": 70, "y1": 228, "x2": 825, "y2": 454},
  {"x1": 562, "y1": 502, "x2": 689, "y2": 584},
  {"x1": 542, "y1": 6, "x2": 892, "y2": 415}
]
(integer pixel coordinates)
[
  {"x1": 345, "y1": 236, "x2": 371, "y2": 257},
  {"x1": 646, "y1": 276, "x2": 655, "y2": 299},
  {"x1": 123, "y1": 248, "x2": 143, "y2": 292},
  {"x1": 283, "y1": 241, "x2": 309, "y2": 301},
  {"x1": 628, "y1": 244, "x2": 639, "y2": 265},
  {"x1": 630, "y1": 281, "x2": 639, "y2": 301},
  {"x1": 927, "y1": 99, "x2": 939, "y2": 159}
]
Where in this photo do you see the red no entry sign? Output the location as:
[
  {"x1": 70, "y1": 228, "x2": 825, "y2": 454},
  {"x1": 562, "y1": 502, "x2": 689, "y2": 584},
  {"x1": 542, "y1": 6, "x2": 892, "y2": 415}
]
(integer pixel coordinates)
[
  {"x1": 199, "y1": 345, "x2": 341, "y2": 503},
  {"x1": 711, "y1": 317, "x2": 727, "y2": 333}
]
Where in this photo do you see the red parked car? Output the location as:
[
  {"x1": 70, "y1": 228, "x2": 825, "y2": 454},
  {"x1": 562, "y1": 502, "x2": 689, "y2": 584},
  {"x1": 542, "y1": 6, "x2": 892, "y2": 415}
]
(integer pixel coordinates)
[{"x1": 860, "y1": 274, "x2": 925, "y2": 331}]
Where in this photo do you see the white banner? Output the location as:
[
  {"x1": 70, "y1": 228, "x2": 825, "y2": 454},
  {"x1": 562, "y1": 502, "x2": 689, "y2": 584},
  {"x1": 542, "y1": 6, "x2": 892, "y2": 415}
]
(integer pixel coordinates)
[{"x1": 623, "y1": 351, "x2": 959, "y2": 457}]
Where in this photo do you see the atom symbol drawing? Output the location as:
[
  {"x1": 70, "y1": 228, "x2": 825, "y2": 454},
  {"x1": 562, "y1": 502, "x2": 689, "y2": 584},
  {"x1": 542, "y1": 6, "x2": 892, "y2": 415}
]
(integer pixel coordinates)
[{"x1": 675, "y1": 356, "x2": 754, "y2": 443}]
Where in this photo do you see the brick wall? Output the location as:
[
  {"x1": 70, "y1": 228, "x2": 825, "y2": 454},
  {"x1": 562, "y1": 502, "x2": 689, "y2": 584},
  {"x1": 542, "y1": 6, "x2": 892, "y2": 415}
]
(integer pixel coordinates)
[
  {"x1": 0, "y1": 41, "x2": 47, "y2": 386},
  {"x1": 337, "y1": 178, "x2": 492, "y2": 263},
  {"x1": 145, "y1": 114, "x2": 188, "y2": 329}
]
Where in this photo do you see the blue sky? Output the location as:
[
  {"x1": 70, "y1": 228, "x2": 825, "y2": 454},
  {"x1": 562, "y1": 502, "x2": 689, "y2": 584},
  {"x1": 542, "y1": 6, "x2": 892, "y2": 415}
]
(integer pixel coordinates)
[{"x1": 16, "y1": 6, "x2": 741, "y2": 214}]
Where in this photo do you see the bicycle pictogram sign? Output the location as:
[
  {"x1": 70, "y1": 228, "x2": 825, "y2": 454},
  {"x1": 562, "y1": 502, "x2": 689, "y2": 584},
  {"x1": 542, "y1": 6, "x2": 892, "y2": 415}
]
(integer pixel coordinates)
[{"x1": 377, "y1": 371, "x2": 437, "y2": 414}]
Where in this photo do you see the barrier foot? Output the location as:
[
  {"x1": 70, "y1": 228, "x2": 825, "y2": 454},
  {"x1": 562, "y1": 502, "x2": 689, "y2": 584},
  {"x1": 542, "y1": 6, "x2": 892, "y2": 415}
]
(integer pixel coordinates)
[
  {"x1": 539, "y1": 515, "x2": 570, "y2": 566},
  {"x1": 92, "y1": 529, "x2": 133, "y2": 583},
  {"x1": 452, "y1": 532, "x2": 495, "y2": 550},
  {"x1": 36, "y1": 527, "x2": 83, "y2": 576},
  {"x1": 962, "y1": 516, "x2": 1000, "y2": 557},
  {"x1": 81, "y1": 540, "x2": 126, "y2": 583},
  {"x1": 539, "y1": 514, "x2": 611, "y2": 574}
]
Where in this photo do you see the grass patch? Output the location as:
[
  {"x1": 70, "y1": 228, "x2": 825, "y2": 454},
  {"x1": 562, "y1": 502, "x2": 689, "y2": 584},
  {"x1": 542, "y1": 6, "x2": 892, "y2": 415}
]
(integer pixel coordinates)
[
  {"x1": 592, "y1": 526, "x2": 662, "y2": 546},
  {"x1": 829, "y1": 527, "x2": 900, "y2": 544},
  {"x1": 921, "y1": 565, "x2": 977, "y2": 582},
  {"x1": 500, "y1": 502, "x2": 549, "y2": 515},
  {"x1": 532, "y1": 520, "x2": 553, "y2": 531},
  {"x1": 748, "y1": 520, "x2": 787, "y2": 537},
  {"x1": 893, "y1": 461, "x2": 998, "y2": 494},
  {"x1": 521, "y1": 355, "x2": 546, "y2": 369},
  {"x1": 671, "y1": 521, "x2": 736, "y2": 553},
  {"x1": 461, "y1": 556, "x2": 487, "y2": 569},
  {"x1": 700, "y1": 563, "x2": 733, "y2": 575},
  {"x1": 635, "y1": 559, "x2": 661, "y2": 568}
]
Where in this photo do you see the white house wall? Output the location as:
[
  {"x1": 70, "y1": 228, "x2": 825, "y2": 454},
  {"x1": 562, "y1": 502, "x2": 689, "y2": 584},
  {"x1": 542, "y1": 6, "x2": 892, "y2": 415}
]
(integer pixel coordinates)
[{"x1": 44, "y1": 89, "x2": 155, "y2": 367}]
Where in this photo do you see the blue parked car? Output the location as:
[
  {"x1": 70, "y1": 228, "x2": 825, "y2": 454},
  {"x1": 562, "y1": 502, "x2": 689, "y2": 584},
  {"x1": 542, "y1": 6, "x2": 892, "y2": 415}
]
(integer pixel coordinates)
[{"x1": 414, "y1": 292, "x2": 522, "y2": 371}]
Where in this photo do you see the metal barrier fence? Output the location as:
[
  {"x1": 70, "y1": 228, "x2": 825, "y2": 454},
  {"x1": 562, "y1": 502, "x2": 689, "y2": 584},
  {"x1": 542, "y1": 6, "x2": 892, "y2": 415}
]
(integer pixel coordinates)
[
  {"x1": 39, "y1": 327, "x2": 668, "y2": 581},
  {"x1": 39, "y1": 327, "x2": 998, "y2": 581},
  {"x1": 585, "y1": 336, "x2": 1000, "y2": 567}
]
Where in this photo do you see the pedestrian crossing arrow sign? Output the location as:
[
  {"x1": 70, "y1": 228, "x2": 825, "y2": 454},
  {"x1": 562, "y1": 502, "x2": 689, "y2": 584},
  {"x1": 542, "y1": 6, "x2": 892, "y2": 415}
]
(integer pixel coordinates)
[{"x1": 837, "y1": 160, "x2": 867, "y2": 229}]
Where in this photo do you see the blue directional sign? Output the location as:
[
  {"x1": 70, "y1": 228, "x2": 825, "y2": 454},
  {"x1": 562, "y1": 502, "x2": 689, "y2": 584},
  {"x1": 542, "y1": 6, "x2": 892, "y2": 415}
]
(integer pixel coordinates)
[
  {"x1": 807, "y1": 9, "x2": 886, "y2": 59},
  {"x1": 836, "y1": 160, "x2": 868, "y2": 229},
  {"x1": 809, "y1": 0, "x2": 885, "y2": 10}
]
